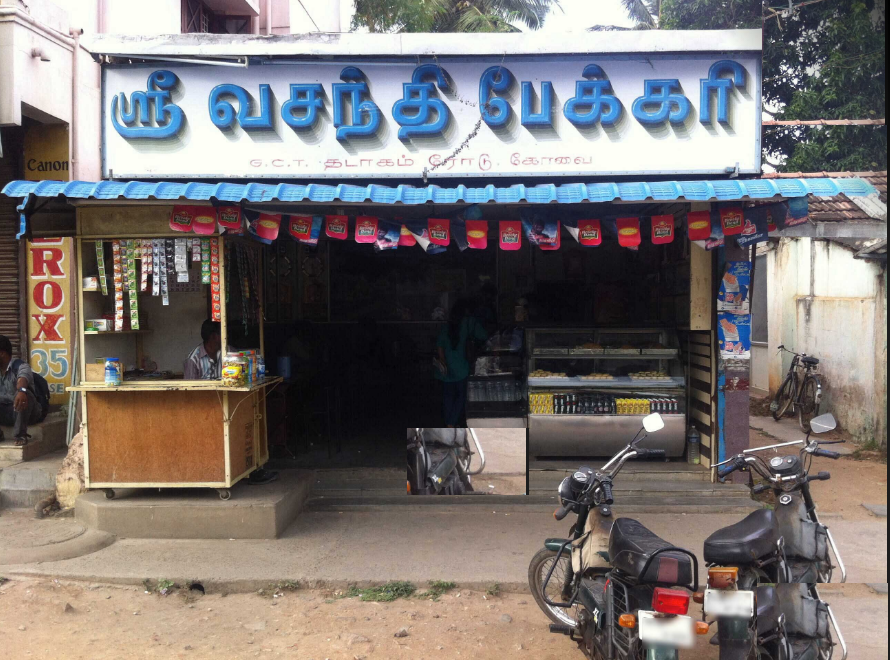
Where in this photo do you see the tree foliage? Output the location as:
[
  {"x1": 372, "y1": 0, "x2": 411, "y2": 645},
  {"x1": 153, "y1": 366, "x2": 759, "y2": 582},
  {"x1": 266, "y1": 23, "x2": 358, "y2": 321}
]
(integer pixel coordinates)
[
  {"x1": 352, "y1": 0, "x2": 557, "y2": 33},
  {"x1": 658, "y1": 0, "x2": 886, "y2": 172}
]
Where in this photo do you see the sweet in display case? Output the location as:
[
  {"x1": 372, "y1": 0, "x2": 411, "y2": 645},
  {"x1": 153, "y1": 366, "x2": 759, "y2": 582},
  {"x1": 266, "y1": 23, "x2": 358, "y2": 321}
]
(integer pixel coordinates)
[{"x1": 526, "y1": 327, "x2": 687, "y2": 457}]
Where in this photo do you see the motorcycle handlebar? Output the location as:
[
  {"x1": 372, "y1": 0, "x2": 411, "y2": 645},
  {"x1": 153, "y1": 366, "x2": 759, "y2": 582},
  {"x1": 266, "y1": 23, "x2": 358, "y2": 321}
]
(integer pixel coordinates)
[
  {"x1": 717, "y1": 458, "x2": 743, "y2": 479},
  {"x1": 600, "y1": 480, "x2": 614, "y2": 505},
  {"x1": 808, "y1": 471, "x2": 831, "y2": 483},
  {"x1": 813, "y1": 448, "x2": 841, "y2": 459},
  {"x1": 553, "y1": 503, "x2": 573, "y2": 521}
]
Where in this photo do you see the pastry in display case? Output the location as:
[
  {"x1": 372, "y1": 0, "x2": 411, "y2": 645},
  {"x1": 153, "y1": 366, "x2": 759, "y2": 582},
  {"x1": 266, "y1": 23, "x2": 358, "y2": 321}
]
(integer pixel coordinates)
[{"x1": 526, "y1": 328, "x2": 687, "y2": 458}]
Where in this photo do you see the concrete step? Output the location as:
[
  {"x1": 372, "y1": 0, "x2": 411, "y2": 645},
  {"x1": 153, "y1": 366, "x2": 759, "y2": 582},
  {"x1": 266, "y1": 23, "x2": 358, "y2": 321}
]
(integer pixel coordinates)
[
  {"x1": 306, "y1": 491, "x2": 760, "y2": 515},
  {"x1": 0, "y1": 412, "x2": 68, "y2": 463},
  {"x1": 0, "y1": 449, "x2": 66, "y2": 509},
  {"x1": 75, "y1": 469, "x2": 314, "y2": 540},
  {"x1": 530, "y1": 462, "x2": 711, "y2": 482}
]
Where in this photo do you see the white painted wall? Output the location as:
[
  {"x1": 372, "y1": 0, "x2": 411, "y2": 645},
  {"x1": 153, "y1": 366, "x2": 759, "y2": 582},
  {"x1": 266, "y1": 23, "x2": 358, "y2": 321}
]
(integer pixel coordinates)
[
  {"x1": 764, "y1": 238, "x2": 887, "y2": 445},
  {"x1": 289, "y1": 0, "x2": 351, "y2": 32}
]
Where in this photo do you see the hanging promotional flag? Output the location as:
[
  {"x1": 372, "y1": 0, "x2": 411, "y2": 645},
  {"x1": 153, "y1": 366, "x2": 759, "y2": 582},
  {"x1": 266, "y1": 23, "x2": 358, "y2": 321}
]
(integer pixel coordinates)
[
  {"x1": 784, "y1": 197, "x2": 809, "y2": 227},
  {"x1": 405, "y1": 220, "x2": 447, "y2": 254},
  {"x1": 520, "y1": 210, "x2": 560, "y2": 249},
  {"x1": 398, "y1": 224, "x2": 417, "y2": 247},
  {"x1": 287, "y1": 215, "x2": 314, "y2": 241},
  {"x1": 720, "y1": 207, "x2": 745, "y2": 236},
  {"x1": 325, "y1": 215, "x2": 348, "y2": 240},
  {"x1": 217, "y1": 206, "x2": 242, "y2": 232},
  {"x1": 578, "y1": 219, "x2": 602, "y2": 246},
  {"x1": 189, "y1": 207, "x2": 217, "y2": 235},
  {"x1": 254, "y1": 213, "x2": 281, "y2": 241},
  {"x1": 705, "y1": 212, "x2": 726, "y2": 250},
  {"x1": 616, "y1": 217, "x2": 641, "y2": 248},
  {"x1": 375, "y1": 219, "x2": 401, "y2": 251},
  {"x1": 766, "y1": 202, "x2": 786, "y2": 233},
  {"x1": 499, "y1": 220, "x2": 522, "y2": 250},
  {"x1": 465, "y1": 220, "x2": 488, "y2": 249},
  {"x1": 245, "y1": 210, "x2": 273, "y2": 245},
  {"x1": 539, "y1": 222, "x2": 561, "y2": 250},
  {"x1": 302, "y1": 216, "x2": 323, "y2": 246},
  {"x1": 735, "y1": 207, "x2": 770, "y2": 248},
  {"x1": 354, "y1": 216, "x2": 378, "y2": 243},
  {"x1": 650, "y1": 215, "x2": 675, "y2": 245},
  {"x1": 428, "y1": 218, "x2": 451, "y2": 246},
  {"x1": 169, "y1": 206, "x2": 195, "y2": 233},
  {"x1": 687, "y1": 211, "x2": 711, "y2": 241},
  {"x1": 452, "y1": 217, "x2": 469, "y2": 251}
]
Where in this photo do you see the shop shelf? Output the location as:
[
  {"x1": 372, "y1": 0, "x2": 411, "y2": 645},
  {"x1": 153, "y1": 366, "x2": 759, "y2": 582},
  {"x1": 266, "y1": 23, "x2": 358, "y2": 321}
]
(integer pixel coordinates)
[{"x1": 527, "y1": 376, "x2": 684, "y2": 389}]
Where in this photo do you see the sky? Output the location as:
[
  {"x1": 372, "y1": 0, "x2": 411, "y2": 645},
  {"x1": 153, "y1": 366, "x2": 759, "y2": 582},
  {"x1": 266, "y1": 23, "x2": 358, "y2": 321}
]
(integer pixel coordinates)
[{"x1": 537, "y1": 0, "x2": 637, "y2": 32}]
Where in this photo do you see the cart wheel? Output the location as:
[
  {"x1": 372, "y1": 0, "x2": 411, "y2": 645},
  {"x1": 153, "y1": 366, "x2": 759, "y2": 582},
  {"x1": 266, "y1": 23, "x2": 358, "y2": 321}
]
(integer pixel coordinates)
[
  {"x1": 217, "y1": 489, "x2": 231, "y2": 501},
  {"x1": 104, "y1": 489, "x2": 115, "y2": 500}
]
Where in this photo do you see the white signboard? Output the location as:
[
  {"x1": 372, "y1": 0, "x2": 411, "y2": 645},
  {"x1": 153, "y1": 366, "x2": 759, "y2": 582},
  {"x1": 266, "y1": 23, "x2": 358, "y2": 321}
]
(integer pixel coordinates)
[{"x1": 103, "y1": 52, "x2": 761, "y2": 180}]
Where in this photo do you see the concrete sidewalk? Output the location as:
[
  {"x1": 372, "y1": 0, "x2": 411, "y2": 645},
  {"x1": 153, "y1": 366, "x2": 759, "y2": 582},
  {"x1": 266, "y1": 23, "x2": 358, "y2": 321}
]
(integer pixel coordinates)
[{"x1": 1, "y1": 507, "x2": 884, "y2": 590}]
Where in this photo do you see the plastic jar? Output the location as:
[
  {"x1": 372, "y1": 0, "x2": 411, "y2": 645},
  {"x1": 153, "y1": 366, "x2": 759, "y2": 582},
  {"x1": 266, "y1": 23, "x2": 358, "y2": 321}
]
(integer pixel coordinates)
[
  {"x1": 222, "y1": 353, "x2": 248, "y2": 387},
  {"x1": 104, "y1": 358, "x2": 122, "y2": 386}
]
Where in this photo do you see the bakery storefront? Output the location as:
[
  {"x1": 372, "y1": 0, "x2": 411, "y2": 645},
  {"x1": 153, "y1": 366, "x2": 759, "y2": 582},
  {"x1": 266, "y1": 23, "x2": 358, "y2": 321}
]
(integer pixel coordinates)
[{"x1": 4, "y1": 30, "x2": 876, "y2": 492}]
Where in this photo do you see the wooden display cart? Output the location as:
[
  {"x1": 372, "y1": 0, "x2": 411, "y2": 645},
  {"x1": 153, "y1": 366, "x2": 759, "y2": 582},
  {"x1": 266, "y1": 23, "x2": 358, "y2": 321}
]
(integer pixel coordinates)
[{"x1": 69, "y1": 205, "x2": 280, "y2": 500}]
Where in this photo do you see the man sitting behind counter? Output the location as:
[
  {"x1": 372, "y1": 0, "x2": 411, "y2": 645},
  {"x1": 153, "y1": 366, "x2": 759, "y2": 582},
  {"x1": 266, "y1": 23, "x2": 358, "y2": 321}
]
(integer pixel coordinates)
[{"x1": 184, "y1": 319, "x2": 222, "y2": 380}]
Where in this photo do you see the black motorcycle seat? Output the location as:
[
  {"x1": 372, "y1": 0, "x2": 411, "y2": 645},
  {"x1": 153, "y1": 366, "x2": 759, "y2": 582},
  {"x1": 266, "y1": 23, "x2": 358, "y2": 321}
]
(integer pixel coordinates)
[
  {"x1": 609, "y1": 518, "x2": 694, "y2": 586},
  {"x1": 801, "y1": 356, "x2": 819, "y2": 366},
  {"x1": 756, "y1": 585, "x2": 780, "y2": 635},
  {"x1": 704, "y1": 509, "x2": 780, "y2": 565}
]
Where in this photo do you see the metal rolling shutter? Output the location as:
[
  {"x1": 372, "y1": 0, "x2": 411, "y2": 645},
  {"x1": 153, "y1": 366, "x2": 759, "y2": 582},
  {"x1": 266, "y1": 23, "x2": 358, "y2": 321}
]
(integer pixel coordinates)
[{"x1": 0, "y1": 128, "x2": 25, "y2": 356}]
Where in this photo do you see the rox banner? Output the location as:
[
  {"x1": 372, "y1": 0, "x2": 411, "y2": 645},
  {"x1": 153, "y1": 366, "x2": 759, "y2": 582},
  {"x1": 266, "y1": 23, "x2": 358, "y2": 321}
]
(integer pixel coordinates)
[{"x1": 26, "y1": 238, "x2": 73, "y2": 405}]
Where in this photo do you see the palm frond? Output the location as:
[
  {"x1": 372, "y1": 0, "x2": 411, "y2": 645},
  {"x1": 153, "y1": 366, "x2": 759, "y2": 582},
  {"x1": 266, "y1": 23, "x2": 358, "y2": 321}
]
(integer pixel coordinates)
[{"x1": 621, "y1": 0, "x2": 657, "y2": 28}]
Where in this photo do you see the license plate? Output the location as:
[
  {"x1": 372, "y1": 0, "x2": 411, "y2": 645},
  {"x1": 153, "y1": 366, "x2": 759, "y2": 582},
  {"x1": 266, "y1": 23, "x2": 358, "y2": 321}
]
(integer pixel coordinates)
[
  {"x1": 637, "y1": 611, "x2": 695, "y2": 649},
  {"x1": 703, "y1": 588, "x2": 755, "y2": 618}
]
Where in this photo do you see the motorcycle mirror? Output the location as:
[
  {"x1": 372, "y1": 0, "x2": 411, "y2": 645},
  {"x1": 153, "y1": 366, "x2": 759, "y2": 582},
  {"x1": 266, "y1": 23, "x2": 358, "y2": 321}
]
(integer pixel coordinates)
[
  {"x1": 642, "y1": 413, "x2": 665, "y2": 434},
  {"x1": 809, "y1": 413, "x2": 837, "y2": 434}
]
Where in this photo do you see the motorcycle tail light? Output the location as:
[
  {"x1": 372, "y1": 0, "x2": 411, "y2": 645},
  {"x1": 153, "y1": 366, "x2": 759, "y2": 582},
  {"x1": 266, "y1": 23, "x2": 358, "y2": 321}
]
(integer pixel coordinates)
[
  {"x1": 407, "y1": 480, "x2": 411, "y2": 494},
  {"x1": 707, "y1": 567, "x2": 738, "y2": 589},
  {"x1": 618, "y1": 614, "x2": 636, "y2": 628},
  {"x1": 652, "y1": 588, "x2": 690, "y2": 616}
]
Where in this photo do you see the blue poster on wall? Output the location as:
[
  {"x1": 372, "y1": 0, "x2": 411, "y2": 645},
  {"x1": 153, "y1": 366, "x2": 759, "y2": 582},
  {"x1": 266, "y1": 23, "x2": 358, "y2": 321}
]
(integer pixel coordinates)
[
  {"x1": 718, "y1": 261, "x2": 751, "y2": 312},
  {"x1": 718, "y1": 312, "x2": 751, "y2": 359}
]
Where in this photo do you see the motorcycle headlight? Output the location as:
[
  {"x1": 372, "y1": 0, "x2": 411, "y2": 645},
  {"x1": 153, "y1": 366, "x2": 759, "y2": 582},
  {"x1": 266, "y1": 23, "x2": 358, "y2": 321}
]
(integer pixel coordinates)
[{"x1": 557, "y1": 476, "x2": 574, "y2": 504}]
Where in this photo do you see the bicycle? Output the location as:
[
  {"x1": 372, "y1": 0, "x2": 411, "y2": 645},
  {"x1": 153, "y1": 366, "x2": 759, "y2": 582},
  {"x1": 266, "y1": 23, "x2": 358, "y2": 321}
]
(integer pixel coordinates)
[{"x1": 771, "y1": 345, "x2": 823, "y2": 433}]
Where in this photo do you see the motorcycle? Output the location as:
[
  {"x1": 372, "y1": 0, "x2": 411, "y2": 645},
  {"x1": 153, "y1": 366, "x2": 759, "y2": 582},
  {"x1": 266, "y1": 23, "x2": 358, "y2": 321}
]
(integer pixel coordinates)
[
  {"x1": 529, "y1": 413, "x2": 709, "y2": 660},
  {"x1": 406, "y1": 427, "x2": 485, "y2": 495},
  {"x1": 702, "y1": 413, "x2": 847, "y2": 659}
]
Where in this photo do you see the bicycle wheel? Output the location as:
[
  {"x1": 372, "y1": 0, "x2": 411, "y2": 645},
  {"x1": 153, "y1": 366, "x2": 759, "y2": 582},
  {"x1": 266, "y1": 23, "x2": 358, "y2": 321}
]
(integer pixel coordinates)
[
  {"x1": 798, "y1": 377, "x2": 820, "y2": 433},
  {"x1": 772, "y1": 375, "x2": 795, "y2": 420}
]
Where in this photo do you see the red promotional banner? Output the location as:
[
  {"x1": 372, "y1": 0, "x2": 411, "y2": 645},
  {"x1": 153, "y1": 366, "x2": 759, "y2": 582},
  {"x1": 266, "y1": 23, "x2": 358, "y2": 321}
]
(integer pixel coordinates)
[
  {"x1": 217, "y1": 206, "x2": 242, "y2": 231},
  {"x1": 428, "y1": 218, "x2": 451, "y2": 246},
  {"x1": 578, "y1": 219, "x2": 602, "y2": 246},
  {"x1": 499, "y1": 220, "x2": 522, "y2": 250},
  {"x1": 191, "y1": 207, "x2": 218, "y2": 235},
  {"x1": 650, "y1": 215, "x2": 675, "y2": 245},
  {"x1": 254, "y1": 213, "x2": 282, "y2": 241},
  {"x1": 720, "y1": 207, "x2": 744, "y2": 236},
  {"x1": 539, "y1": 221, "x2": 561, "y2": 250},
  {"x1": 465, "y1": 220, "x2": 488, "y2": 249},
  {"x1": 354, "y1": 216, "x2": 378, "y2": 243},
  {"x1": 287, "y1": 215, "x2": 313, "y2": 241},
  {"x1": 616, "y1": 217, "x2": 641, "y2": 248},
  {"x1": 398, "y1": 224, "x2": 417, "y2": 247},
  {"x1": 687, "y1": 211, "x2": 711, "y2": 240},
  {"x1": 325, "y1": 215, "x2": 348, "y2": 240},
  {"x1": 169, "y1": 206, "x2": 195, "y2": 232}
]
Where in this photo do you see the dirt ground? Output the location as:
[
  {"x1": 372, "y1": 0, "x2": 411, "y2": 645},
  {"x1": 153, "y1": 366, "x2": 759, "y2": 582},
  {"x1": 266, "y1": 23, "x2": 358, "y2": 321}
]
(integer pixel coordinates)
[{"x1": 748, "y1": 427, "x2": 887, "y2": 520}]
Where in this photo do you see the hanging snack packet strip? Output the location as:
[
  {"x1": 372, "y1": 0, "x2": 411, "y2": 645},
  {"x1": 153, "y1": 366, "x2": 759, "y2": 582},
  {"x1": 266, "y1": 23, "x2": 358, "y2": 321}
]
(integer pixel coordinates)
[
  {"x1": 191, "y1": 237, "x2": 202, "y2": 262},
  {"x1": 201, "y1": 238, "x2": 211, "y2": 284},
  {"x1": 140, "y1": 239, "x2": 150, "y2": 292},
  {"x1": 210, "y1": 240, "x2": 221, "y2": 322},
  {"x1": 160, "y1": 240, "x2": 170, "y2": 306},
  {"x1": 174, "y1": 237, "x2": 189, "y2": 283},
  {"x1": 96, "y1": 241, "x2": 108, "y2": 295},
  {"x1": 151, "y1": 240, "x2": 161, "y2": 296},
  {"x1": 112, "y1": 240, "x2": 123, "y2": 331}
]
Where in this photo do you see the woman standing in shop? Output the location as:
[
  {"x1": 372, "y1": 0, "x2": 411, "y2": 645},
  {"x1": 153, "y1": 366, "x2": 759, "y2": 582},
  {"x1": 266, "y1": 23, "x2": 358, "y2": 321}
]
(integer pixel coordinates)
[{"x1": 435, "y1": 299, "x2": 487, "y2": 427}]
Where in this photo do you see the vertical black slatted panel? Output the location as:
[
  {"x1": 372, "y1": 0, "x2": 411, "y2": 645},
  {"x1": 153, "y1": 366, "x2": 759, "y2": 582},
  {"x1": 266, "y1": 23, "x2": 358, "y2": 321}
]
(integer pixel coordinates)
[{"x1": 0, "y1": 128, "x2": 24, "y2": 356}]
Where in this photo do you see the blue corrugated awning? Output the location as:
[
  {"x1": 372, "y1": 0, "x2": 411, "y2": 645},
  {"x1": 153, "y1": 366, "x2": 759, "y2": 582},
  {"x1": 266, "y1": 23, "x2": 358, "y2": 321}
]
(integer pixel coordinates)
[{"x1": 0, "y1": 177, "x2": 879, "y2": 206}]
